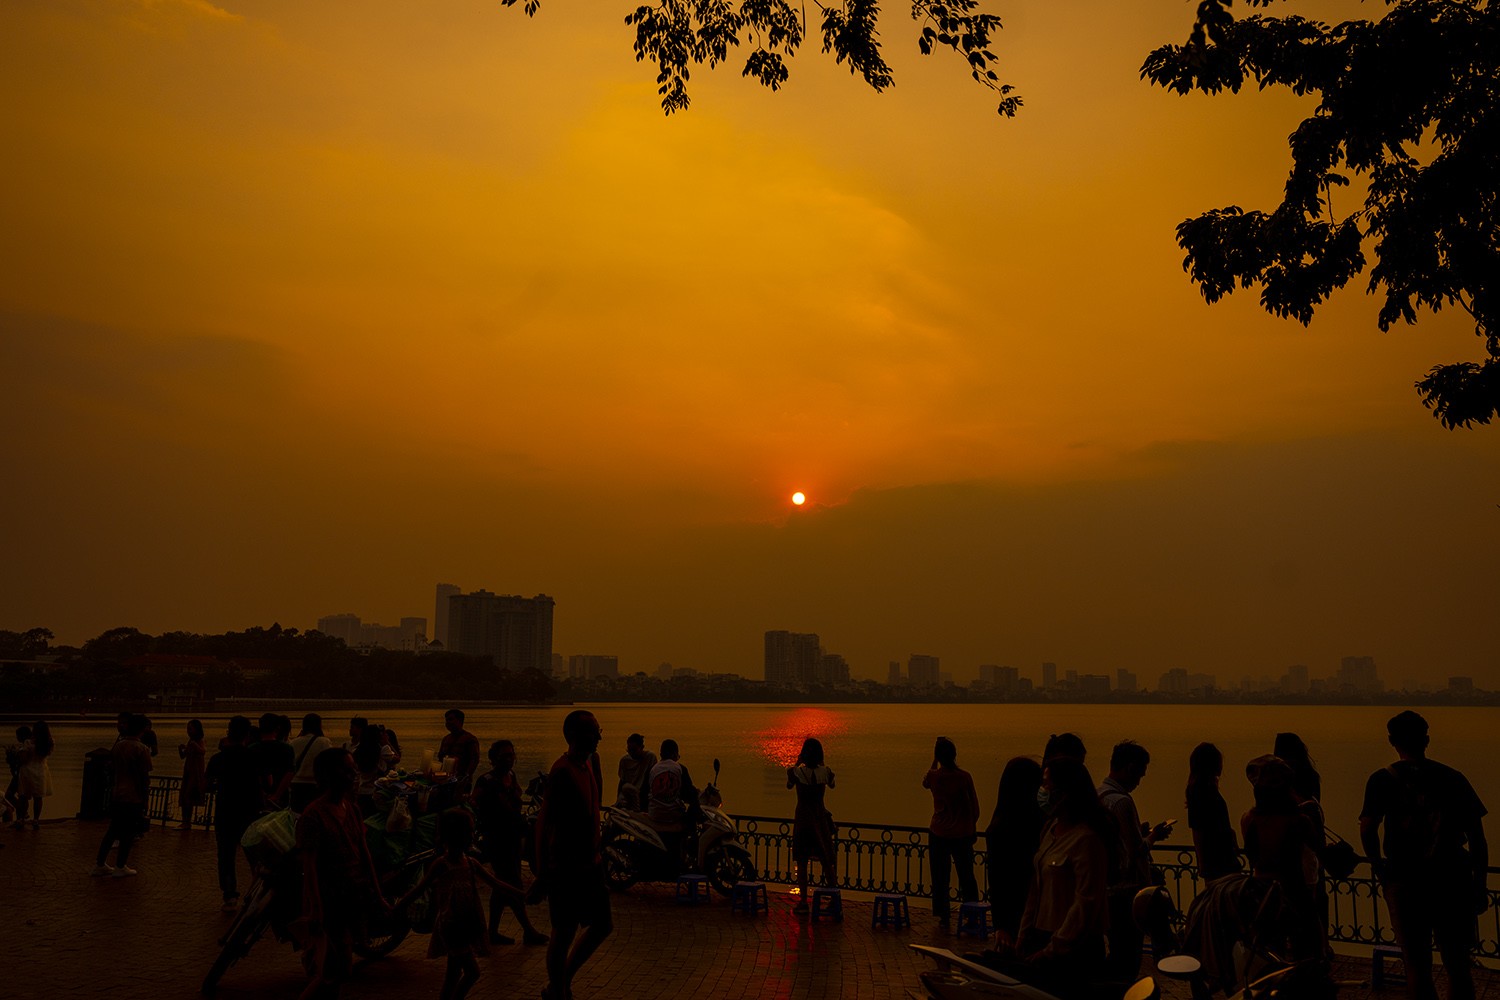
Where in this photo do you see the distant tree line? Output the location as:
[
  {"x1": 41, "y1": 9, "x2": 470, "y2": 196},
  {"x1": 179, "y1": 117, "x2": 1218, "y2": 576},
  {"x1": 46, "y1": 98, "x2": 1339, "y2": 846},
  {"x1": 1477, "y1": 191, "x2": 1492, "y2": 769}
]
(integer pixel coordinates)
[{"x1": 0, "y1": 624, "x2": 556, "y2": 710}]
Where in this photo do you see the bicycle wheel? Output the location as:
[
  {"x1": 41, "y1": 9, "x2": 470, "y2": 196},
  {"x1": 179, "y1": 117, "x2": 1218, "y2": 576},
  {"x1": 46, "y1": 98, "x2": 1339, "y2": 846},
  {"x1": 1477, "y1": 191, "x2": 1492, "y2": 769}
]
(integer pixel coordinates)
[{"x1": 202, "y1": 882, "x2": 273, "y2": 995}]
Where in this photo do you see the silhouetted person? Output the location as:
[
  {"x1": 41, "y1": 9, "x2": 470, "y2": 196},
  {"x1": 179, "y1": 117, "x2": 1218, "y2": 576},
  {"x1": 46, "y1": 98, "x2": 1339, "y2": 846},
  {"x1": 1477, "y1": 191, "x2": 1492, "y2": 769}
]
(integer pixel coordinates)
[
  {"x1": 1098, "y1": 740, "x2": 1171, "y2": 980},
  {"x1": 298, "y1": 748, "x2": 387, "y2": 1000},
  {"x1": 1241, "y1": 755, "x2": 1322, "y2": 963},
  {"x1": 985, "y1": 756, "x2": 1044, "y2": 947},
  {"x1": 614, "y1": 733, "x2": 656, "y2": 812},
  {"x1": 537, "y1": 710, "x2": 612, "y2": 1000},
  {"x1": 997, "y1": 756, "x2": 1110, "y2": 999},
  {"x1": 92, "y1": 713, "x2": 152, "y2": 877},
  {"x1": 787, "y1": 737, "x2": 837, "y2": 913},
  {"x1": 250, "y1": 711, "x2": 295, "y2": 811},
  {"x1": 206, "y1": 715, "x2": 259, "y2": 911},
  {"x1": 1273, "y1": 732, "x2": 1322, "y2": 804},
  {"x1": 15, "y1": 720, "x2": 54, "y2": 828},
  {"x1": 439, "y1": 709, "x2": 480, "y2": 790},
  {"x1": 1043, "y1": 732, "x2": 1087, "y2": 766},
  {"x1": 470, "y1": 739, "x2": 547, "y2": 946},
  {"x1": 924, "y1": 736, "x2": 980, "y2": 930},
  {"x1": 396, "y1": 808, "x2": 520, "y2": 1000},
  {"x1": 647, "y1": 738, "x2": 699, "y2": 866},
  {"x1": 178, "y1": 718, "x2": 207, "y2": 829},
  {"x1": 5, "y1": 725, "x2": 32, "y2": 827},
  {"x1": 289, "y1": 714, "x2": 333, "y2": 812},
  {"x1": 1186, "y1": 742, "x2": 1241, "y2": 881},
  {"x1": 1360, "y1": 711, "x2": 1489, "y2": 1000},
  {"x1": 352, "y1": 722, "x2": 392, "y2": 816}
]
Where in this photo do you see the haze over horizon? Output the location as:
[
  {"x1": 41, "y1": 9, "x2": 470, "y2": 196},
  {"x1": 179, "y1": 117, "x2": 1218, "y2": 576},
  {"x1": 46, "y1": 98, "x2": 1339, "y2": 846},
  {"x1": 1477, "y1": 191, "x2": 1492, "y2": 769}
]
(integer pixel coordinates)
[{"x1": 3, "y1": 1, "x2": 1497, "y2": 685}]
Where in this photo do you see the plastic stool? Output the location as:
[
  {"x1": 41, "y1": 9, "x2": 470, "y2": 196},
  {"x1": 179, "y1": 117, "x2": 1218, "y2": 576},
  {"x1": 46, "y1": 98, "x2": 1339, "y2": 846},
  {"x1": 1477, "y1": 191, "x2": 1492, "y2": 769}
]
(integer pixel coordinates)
[
  {"x1": 729, "y1": 880, "x2": 768, "y2": 916},
  {"x1": 871, "y1": 893, "x2": 910, "y2": 929},
  {"x1": 956, "y1": 901, "x2": 992, "y2": 938},
  {"x1": 675, "y1": 873, "x2": 710, "y2": 904},
  {"x1": 1372, "y1": 944, "x2": 1405, "y2": 989},
  {"x1": 811, "y1": 887, "x2": 843, "y2": 921}
]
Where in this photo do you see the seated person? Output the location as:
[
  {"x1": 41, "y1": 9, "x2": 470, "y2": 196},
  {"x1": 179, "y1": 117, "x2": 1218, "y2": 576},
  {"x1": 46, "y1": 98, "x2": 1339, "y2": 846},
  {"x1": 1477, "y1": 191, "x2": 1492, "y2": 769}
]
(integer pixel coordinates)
[{"x1": 647, "y1": 739, "x2": 700, "y2": 865}]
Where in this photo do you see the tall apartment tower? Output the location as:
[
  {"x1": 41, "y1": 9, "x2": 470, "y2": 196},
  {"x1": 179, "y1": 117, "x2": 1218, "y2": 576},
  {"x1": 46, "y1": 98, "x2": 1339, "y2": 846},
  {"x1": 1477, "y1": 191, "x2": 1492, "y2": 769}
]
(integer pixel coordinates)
[
  {"x1": 446, "y1": 590, "x2": 555, "y2": 673},
  {"x1": 908, "y1": 654, "x2": 940, "y2": 687},
  {"x1": 434, "y1": 583, "x2": 461, "y2": 647},
  {"x1": 1041, "y1": 661, "x2": 1057, "y2": 690},
  {"x1": 764, "y1": 630, "x2": 820, "y2": 686}
]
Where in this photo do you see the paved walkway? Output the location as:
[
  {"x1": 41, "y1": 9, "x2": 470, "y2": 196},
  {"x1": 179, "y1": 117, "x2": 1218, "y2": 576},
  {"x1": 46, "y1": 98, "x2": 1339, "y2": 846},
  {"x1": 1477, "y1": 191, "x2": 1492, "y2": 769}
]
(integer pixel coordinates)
[{"x1": 4, "y1": 818, "x2": 1496, "y2": 999}]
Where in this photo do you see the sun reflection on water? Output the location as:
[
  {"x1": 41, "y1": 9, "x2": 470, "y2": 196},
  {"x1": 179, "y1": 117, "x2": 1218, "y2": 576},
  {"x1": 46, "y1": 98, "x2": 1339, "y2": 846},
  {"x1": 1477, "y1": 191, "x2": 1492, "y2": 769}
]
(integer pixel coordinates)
[{"x1": 755, "y1": 706, "x2": 850, "y2": 767}]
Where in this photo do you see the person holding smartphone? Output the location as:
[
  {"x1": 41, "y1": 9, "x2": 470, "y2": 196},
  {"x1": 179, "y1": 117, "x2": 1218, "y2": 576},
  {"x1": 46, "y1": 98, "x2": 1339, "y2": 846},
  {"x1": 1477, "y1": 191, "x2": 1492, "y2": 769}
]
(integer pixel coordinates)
[{"x1": 1097, "y1": 740, "x2": 1171, "y2": 980}]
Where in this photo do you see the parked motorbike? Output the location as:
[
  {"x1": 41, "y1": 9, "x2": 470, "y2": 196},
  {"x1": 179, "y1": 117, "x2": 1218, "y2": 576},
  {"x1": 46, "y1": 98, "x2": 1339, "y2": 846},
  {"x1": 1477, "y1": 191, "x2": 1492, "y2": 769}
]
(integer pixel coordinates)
[{"x1": 600, "y1": 757, "x2": 756, "y2": 896}]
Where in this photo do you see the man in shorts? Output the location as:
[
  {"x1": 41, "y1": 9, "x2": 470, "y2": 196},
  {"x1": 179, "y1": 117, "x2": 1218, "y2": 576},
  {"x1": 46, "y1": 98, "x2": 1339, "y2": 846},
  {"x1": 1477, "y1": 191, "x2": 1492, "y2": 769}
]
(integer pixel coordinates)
[
  {"x1": 1360, "y1": 711, "x2": 1488, "y2": 1000},
  {"x1": 537, "y1": 710, "x2": 612, "y2": 1000}
]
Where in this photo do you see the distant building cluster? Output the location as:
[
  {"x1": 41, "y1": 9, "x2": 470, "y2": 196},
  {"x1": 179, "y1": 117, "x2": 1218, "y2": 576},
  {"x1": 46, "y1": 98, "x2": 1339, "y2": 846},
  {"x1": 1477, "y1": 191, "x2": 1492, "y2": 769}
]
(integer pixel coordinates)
[{"x1": 314, "y1": 613, "x2": 427, "y2": 651}]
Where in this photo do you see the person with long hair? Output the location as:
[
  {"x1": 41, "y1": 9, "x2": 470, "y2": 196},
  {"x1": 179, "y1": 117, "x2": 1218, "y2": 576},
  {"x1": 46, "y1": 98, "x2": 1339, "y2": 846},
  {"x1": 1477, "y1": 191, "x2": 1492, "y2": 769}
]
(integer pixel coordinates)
[
  {"x1": 178, "y1": 719, "x2": 208, "y2": 829},
  {"x1": 984, "y1": 756, "x2": 1044, "y2": 947},
  {"x1": 289, "y1": 714, "x2": 333, "y2": 813},
  {"x1": 1009, "y1": 756, "x2": 1111, "y2": 995},
  {"x1": 787, "y1": 737, "x2": 837, "y2": 913},
  {"x1": 1273, "y1": 733, "x2": 1321, "y2": 804},
  {"x1": 1186, "y1": 742, "x2": 1241, "y2": 881},
  {"x1": 1241, "y1": 755, "x2": 1322, "y2": 962},
  {"x1": 15, "y1": 720, "x2": 54, "y2": 828},
  {"x1": 923, "y1": 736, "x2": 981, "y2": 930},
  {"x1": 353, "y1": 722, "x2": 392, "y2": 816}
]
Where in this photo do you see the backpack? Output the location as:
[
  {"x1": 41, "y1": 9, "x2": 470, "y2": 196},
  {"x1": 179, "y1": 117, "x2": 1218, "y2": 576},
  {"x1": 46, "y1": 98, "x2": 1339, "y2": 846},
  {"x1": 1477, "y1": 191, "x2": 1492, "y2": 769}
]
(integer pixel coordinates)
[{"x1": 1382, "y1": 763, "x2": 1444, "y2": 868}]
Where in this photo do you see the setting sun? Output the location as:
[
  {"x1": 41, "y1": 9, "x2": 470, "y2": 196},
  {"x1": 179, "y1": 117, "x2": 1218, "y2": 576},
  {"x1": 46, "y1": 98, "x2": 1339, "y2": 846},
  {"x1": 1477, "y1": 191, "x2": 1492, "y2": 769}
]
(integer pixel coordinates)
[{"x1": 791, "y1": 492, "x2": 806, "y2": 506}]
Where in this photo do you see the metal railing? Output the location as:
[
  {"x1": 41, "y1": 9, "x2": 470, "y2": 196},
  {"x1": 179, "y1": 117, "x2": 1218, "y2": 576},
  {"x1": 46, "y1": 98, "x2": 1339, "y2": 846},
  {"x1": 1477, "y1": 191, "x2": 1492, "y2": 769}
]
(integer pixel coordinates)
[
  {"x1": 734, "y1": 814, "x2": 1500, "y2": 959},
  {"x1": 117, "y1": 782, "x2": 1500, "y2": 958}
]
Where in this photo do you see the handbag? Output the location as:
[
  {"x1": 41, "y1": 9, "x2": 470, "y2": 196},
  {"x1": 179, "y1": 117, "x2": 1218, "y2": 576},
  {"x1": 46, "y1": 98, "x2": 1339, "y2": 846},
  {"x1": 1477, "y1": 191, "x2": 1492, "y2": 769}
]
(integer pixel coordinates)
[{"x1": 1318, "y1": 828, "x2": 1359, "y2": 879}]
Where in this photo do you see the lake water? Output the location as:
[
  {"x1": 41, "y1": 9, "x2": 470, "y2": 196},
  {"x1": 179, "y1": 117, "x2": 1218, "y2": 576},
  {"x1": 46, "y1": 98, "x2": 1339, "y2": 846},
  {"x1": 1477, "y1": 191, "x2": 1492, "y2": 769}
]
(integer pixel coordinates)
[{"x1": 25, "y1": 703, "x2": 1500, "y2": 841}]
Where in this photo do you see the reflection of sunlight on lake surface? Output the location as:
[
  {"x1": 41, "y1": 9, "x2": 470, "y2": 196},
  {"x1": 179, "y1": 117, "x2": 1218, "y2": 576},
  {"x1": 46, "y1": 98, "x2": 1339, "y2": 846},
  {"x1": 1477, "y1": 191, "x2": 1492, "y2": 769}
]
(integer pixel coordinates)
[{"x1": 756, "y1": 707, "x2": 850, "y2": 767}]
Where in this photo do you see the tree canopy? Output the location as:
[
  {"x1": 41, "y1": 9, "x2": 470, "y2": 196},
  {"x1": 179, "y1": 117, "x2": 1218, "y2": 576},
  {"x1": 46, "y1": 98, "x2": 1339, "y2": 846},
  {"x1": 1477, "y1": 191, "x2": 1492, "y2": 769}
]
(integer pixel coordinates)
[
  {"x1": 502, "y1": 0, "x2": 1021, "y2": 117},
  {"x1": 1143, "y1": 0, "x2": 1499, "y2": 428}
]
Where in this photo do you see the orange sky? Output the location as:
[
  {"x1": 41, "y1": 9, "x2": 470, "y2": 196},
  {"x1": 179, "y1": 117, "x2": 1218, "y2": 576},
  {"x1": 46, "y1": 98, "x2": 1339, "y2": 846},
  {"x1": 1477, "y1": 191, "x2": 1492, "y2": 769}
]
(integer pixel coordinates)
[{"x1": 3, "y1": 0, "x2": 1496, "y2": 686}]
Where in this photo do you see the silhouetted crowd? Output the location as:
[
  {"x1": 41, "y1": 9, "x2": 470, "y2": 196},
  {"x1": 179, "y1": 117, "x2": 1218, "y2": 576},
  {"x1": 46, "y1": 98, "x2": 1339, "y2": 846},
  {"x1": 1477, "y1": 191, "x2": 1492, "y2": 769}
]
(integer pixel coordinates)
[{"x1": 13, "y1": 706, "x2": 1487, "y2": 1000}]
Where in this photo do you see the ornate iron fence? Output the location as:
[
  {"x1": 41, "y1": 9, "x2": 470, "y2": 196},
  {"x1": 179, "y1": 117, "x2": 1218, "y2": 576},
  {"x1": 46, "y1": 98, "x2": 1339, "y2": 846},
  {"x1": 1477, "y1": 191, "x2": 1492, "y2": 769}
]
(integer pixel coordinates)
[
  {"x1": 126, "y1": 782, "x2": 1500, "y2": 958},
  {"x1": 734, "y1": 815, "x2": 1500, "y2": 958}
]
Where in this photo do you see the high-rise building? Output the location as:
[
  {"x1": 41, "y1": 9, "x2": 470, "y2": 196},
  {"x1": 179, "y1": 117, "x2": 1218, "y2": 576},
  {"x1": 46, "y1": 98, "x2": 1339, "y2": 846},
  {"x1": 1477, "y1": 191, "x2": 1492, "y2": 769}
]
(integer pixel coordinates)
[
  {"x1": 818, "y1": 653, "x2": 851, "y2": 685},
  {"x1": 1337, "y1": 655, "x2": 1381, "y2": 694},
  {"x1": 888, "y1": 661, "x2": 903, "y2": 685},
  {"x1": 446, "y1": 590, "x2": 555, "y2": 673},
  {"x1": 434, "y1": 583, "x2": 461, "y2": 647},
  {"x1": 316, "y1": 613, "x2": 362, "y2": 645},
  {"x1": 569, "y1": 654, "x2": 619, "y2": 680},
  {"x1": 1041, "y1": 662, "x2": 1057, "y2": 690},
  {"x1": 1116, "y1": 668, "x2": 1138, "y2": 694},
  {"x1": 1281, "y1": 663, "x2": 1310, "y2": 695},
  {"x1": 764, "y1": 630, "x2": 821, "y2": 686},
  {"x1": 908, "y1": 654, "x2": 940, "y2": 687}
]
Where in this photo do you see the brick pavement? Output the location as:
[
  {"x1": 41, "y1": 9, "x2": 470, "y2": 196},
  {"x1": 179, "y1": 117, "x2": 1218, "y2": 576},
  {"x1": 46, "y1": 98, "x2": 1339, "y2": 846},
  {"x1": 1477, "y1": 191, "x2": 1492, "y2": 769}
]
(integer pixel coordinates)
[{"x1": 4, "y1": 818, "x2": 1496, "y2": 1000}]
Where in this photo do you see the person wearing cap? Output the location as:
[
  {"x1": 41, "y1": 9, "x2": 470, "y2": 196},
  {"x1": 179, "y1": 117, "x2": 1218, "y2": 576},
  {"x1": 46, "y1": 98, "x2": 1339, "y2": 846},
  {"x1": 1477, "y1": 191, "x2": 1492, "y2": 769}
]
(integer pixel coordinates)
[{"x1": 1360, "y1": 711, "x2": 1489, "y2": 1000}]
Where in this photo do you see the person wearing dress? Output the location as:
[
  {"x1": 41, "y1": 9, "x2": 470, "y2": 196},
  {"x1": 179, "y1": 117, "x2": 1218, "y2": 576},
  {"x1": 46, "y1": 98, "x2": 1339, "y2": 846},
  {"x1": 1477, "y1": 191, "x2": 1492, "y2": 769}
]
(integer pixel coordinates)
[
  {"x1": 179, "y1": 719, "x2": 207, "y2": 829},
  {"x1": 787, "y1": 737, "x2": 837, "y2": 913},
  {"x1": 15, "y1": 720, "x2": 55, "y2": 828}
]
